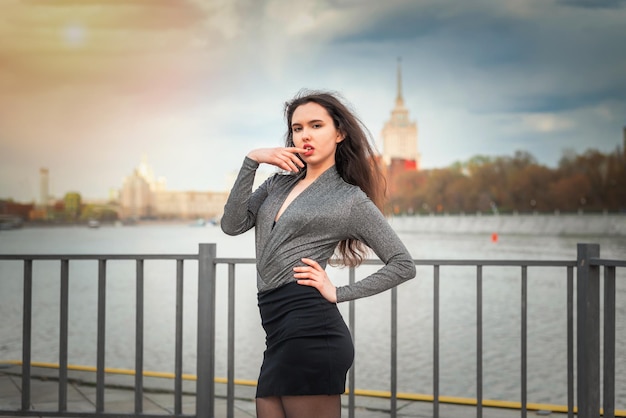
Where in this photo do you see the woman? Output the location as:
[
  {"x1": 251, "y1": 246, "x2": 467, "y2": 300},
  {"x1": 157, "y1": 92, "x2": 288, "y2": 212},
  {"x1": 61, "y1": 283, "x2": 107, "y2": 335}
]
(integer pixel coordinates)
[{"x1": 221, "y1": 90, "x2": 416, "y2": 418}]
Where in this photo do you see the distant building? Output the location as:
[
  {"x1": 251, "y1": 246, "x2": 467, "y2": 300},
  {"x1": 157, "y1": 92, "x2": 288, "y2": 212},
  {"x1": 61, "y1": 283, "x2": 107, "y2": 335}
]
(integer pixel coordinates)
[
  {"x1": 28, "y1": 168, "x2": 51, "y2": 220},
  {"x1": 0, "y1": 200, "x2": 33, "y2": 225},
  {"x1": 380, "y1": 60, "x2": 420, "y2": 199},
  {"x1": 120, "y1": 167, "x2": 153, "y2": 219},
  {"x1": 119, "y1": 158, "x2": 228, "y2": 220},
  {"x1": 39, "y1": 168, "x2": 49, "y2": 208},
  {"x1": 381, "y1": 60, "x2": 419, "y2": 169}
]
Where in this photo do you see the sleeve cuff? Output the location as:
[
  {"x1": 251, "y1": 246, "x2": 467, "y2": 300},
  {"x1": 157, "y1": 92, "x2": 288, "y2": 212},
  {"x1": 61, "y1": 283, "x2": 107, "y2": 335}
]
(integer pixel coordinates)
[{"x1": 243, "y1": 156, "x2": 260, "y2": 169}]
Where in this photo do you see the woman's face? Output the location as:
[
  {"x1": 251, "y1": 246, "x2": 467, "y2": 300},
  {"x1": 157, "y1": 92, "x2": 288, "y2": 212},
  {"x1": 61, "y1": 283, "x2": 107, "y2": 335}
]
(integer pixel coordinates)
[{"x1": 291, "y1": 102, "x2": 344, "y2": 173}]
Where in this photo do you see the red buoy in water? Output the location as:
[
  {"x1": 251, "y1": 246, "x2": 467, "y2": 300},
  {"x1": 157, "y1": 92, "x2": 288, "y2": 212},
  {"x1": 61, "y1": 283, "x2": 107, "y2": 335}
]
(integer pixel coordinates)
[{"x1": 491, "y1": 232, "x2": 499, "y2": 243}]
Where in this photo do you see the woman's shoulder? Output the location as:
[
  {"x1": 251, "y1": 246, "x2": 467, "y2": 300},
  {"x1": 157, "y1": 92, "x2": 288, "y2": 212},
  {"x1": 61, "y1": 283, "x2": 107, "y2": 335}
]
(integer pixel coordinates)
[{"x1": 333, "y1": 176, "x2": 369, "y2": 202}]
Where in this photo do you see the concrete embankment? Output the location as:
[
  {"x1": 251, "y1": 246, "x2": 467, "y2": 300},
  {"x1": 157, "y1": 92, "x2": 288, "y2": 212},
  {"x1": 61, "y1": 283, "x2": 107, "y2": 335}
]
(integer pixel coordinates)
[{"x1": 390, "y1": 213, "x2": 626, "y2": 236}]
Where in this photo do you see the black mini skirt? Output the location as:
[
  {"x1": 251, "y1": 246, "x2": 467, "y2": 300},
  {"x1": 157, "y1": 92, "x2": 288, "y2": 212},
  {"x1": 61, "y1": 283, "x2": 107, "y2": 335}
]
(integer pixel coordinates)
[{"x1": 256, "y1": 282, "x2": 354, "y2": 398}]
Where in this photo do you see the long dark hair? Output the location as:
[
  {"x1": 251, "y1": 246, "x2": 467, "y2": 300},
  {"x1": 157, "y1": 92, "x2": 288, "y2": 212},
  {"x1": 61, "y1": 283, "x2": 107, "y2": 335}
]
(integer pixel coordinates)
[{"x1": 283, "y1": 90, "x2": 386, "y2": 267}]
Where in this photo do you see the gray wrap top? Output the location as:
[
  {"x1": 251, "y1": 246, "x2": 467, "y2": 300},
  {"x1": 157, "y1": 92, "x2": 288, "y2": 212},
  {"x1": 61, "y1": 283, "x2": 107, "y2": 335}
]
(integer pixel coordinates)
[{"x1": 220, "y1": 157, "x2": 416, "y2": 302}]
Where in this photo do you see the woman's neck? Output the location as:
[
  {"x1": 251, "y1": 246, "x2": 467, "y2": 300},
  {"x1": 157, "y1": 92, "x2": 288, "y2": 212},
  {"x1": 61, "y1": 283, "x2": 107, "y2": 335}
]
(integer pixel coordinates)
[{"x1": 304, "y1": 162, "x2": 335, "y2": 182}]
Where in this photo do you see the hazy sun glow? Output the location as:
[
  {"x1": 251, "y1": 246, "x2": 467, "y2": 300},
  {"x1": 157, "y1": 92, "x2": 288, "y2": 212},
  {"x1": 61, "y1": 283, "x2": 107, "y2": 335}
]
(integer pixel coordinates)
[
  {"x1": 63, "y1": 23, "x2": 86, "y2": 47},
  {"x1": 0, "y1": 0, "x2": 219, "y2": 201}
]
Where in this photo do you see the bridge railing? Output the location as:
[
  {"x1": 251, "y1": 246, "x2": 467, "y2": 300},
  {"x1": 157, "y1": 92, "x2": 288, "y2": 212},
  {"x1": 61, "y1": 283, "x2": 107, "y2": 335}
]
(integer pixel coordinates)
[{"x1": 0, "y1": 242, "x2": 623, "y2": 418}]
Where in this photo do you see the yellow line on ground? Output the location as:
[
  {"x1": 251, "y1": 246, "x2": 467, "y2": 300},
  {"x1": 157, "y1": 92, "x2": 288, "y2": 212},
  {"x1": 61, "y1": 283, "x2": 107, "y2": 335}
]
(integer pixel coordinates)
[
  {"x1": 2, "y1": 360, "x2": 625, "y2": 417},
  {"x1": 346, "y1": 388, "x2": 573, "y2": 412}
]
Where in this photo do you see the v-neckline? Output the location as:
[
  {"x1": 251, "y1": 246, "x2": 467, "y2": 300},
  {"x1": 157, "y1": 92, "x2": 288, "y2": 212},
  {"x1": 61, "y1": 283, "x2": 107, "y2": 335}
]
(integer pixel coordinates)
[
  {"x1": 272, "y1": 165, "x2": 337, "y2": 225},
  {"x1": 274, "y1": 176, "x2": 315, "y2": 224}
]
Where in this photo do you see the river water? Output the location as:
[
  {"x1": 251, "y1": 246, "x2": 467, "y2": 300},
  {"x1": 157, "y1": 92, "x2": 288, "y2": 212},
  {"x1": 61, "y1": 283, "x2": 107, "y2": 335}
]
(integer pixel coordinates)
[{"x1": 1, "y1": 214, "x2": 625, "y2": 408}]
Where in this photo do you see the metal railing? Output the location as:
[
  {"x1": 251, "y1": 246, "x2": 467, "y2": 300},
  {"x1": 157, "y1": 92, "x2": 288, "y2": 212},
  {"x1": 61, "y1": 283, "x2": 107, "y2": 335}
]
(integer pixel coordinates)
[{"x1": 0, "y1": 242, "x2": 623, "y2": 418}]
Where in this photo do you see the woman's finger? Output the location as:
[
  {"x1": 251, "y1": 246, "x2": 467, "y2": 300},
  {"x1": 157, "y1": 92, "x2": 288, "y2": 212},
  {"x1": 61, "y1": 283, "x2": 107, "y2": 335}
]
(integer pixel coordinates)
[
  {"x1": 293, "y1": 266, "x2": 316, "y2": 280},
  {"x1": 283, "y1": 151, "x2": 305, "y2": 170},
  {"x1": 300, "y1": 258, "x2": 322, "y2": 270},
  {"x1": 273, "y1": 150, "x2": 302, "y2": 172}
]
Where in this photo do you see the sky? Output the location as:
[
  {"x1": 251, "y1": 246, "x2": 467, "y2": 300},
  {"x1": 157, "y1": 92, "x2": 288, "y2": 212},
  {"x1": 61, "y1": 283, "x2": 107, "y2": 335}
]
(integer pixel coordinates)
[{"x1": 1, "y1": 0, "x2": 625, "y2": 203}]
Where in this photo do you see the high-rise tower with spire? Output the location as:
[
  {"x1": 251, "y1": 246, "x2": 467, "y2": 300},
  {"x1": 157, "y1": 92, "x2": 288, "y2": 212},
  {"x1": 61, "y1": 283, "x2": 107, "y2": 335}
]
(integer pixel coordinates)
[{"x1": 381, "y1": 58, "x2": 419, "y2": 170}]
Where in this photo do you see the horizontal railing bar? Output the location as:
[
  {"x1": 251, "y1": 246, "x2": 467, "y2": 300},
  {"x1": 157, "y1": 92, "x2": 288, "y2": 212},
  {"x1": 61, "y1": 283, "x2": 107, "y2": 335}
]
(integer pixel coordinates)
[
  {"x1": 0, "y1": 255, "x2": 578, "y2": 267},
  {"x1": 214, "y1": 258, "x2": 257, "y2": 264},
  {"x1": 217, "y1": 259, "x2": 577, "y2": 267},
  {"x1": 591, "y1": 258, "x2": 626, "y2": 268},
  {"x1": 0, "y1": 254, "x2": 199, "y2": 260},
  {"x1": 363, "y1": 259, "x2": 577, "y2": 267},
  {"x1": 0, "y1": 412, "x2": 195, "y2": 418}
]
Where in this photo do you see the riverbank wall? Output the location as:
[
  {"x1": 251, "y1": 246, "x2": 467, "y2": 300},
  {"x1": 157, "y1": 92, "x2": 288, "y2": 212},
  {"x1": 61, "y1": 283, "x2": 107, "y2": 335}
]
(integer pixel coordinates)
[{"x1": 390, "y1": 213, "x2": 626, "y2": 236}]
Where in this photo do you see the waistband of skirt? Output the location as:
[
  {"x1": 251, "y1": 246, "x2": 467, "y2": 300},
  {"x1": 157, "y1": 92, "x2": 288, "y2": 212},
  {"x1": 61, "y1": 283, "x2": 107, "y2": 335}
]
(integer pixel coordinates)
[{"x1": 257, "y1": 281, "x2": 323, "y2": 304}]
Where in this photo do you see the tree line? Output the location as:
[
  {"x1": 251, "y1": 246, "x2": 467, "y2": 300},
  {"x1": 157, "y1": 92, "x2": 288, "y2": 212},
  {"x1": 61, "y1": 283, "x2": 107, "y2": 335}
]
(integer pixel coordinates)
[{"x1": 386, "y1": 147, "x2": 626, "y2": 215}]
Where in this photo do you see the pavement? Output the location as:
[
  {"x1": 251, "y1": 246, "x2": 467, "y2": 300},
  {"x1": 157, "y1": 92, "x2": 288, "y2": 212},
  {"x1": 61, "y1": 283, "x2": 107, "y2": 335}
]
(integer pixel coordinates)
[{"x1": 0, "y1": 363, "x2": 572, "y2": 418}]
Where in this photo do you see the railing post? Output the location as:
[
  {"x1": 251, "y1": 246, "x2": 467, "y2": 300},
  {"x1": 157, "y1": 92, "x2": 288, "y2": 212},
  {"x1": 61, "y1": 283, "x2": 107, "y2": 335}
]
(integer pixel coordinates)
[
  {"x1": 576, "y1": 243, "x2": 600, "y2": 418},
  {"x1": 59, "y1": 259, "x2": 70, "y2": 412},
  {"x1": 21, "y1": 259, "x2": 33, "y2": 412},
  {"x1": 227, "y1": 263, "x2": 236, "y2": 418},
  {"x1": 96, "y1": 259, "x2": 107, "y2": 413},
  {"x1": 603, "y1": 265, "x2": 616, "y2": 418},
  {"x1": 348, "y1": 267, "x2": 356, "y2": 418},
  {"x1": 197, "y1": 243, "x2": 217, "y2": 418},
  {"x1": 390, "y1": 286, "x2": 398, "y2": 418},
  {"x1": 135, "y1": 259, "x2": 145, "y2": 415}
]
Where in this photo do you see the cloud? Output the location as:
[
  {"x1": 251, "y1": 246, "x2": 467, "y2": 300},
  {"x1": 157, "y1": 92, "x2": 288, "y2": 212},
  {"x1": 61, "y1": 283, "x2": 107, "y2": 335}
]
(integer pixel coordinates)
[
  {"x1": 520, "y1": 113, "x2": 575, "y2": 133},
  {"x1": 332, "y1": 1, "x2": 538, "y2": 45},
  {"x1": 322, "y1": 0, "x2": 626, "y2": 117}
]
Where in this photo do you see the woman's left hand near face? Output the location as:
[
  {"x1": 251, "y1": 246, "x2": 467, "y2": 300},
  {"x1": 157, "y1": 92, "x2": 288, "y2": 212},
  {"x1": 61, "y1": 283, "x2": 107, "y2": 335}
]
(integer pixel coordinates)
[{"x1": 293, "y1": 258, "x2": 337, "y2": 303}]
